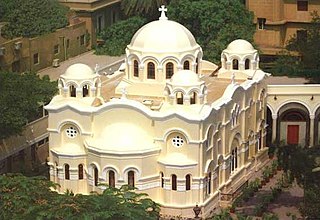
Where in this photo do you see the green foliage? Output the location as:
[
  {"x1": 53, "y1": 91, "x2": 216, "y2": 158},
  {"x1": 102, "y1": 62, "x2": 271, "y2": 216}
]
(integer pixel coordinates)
[
  {"x1": 0, "y1": 71, "x2": 57, "y2": 139},
  {"x1": 95, "y1": 16, "x2": 147, "y2": 56},
  {"x1": 0, "y1": 0, "x2": 69, "y2": 38},
  {"x1": 121, "y1": 0, "x2": 170, "y2": 19},
  {"x1": 168, "y1": 0, "x2": 255, "y2": 63},
  {"x1": 0, "y1": 174, "x2": 160, "y2": 220}
]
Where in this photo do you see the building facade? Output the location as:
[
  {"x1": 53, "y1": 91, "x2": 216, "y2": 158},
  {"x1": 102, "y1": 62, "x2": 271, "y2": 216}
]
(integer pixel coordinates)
[
  {"x1": 58, "y1": 0, "x2": 121, "y2": 47},
  {"x1": 46, "y1": 10, "x2": 270, "y2": 218},
  {"x1": 246, "y1": 0, "x2": 320, "y2": 56},
  {"x1": 0, "y1": 19, "x2": 87, "y2": 73}
]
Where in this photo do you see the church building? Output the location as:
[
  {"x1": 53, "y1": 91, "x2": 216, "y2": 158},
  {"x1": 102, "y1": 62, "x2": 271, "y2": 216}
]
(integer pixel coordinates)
[{"x1": 45, "y1": 6, "x2": 274, "y2": 218}]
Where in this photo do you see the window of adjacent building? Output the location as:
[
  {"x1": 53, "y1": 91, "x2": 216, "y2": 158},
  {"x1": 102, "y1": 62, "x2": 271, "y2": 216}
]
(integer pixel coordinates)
[
  {"x1": 166, "y1": 62, "x2": 174, "y2": 79},
  {"x1": 38, "y1": 139, "x2": 45, "y2": 146},
  {"x1": 70, "y1": 85, "x2": 76, "y2": 97},
  {"x1": 83, "y1": 85, "x2": 89, "y2": 97},
  {"x1": 257, "y1": 18, "x2": 266, "y2": 30},
  {"x1": 185, "y1": 174, "x2": 191, "y2": 191},
  {"x1": 80, "y1": 35, "x2": 85, "y2": 46},
  {"x1": 65, "y1": 164, "x2": 70, "y2": 180},
  {"x1": 33, "y1": 53, "x2": 39, "y2": 65},
  {"x1": 297, "y1": 1, "x2": 308, "y2": 11},
  {"x1": 54, "y1": 44, "x2": 59, "y2": 55},
  {"x1": 78, "y1": 164, "x2": 84, "y2": 180},
  {"x1": 183, "y1": 60, "x2": 190, "y2": 70},
  {"x1": 97, "y1": 15, "x2": 103, "y2": 33},
  {"x1": 31, "y1": 144, "x2": 36, "y2": 162},
  {"x1": 232, "y1": 59, "x2": 239, "y2": 70},
  {"x1": 66, "y1": 126, "x2": 78, "y2": 138},
  {"x1": 66, "y1": 39, "x2": 70, "y2": 49},
  {"x1": 128, "y1": 171, "x2": 135, "y2": 187},
  {"x1": 147, "y1": 62, "x2": 155, "y2": 79},
  {"x1": 297, "y1": 30, "x2": 307, "y2": 42},
  {"x1": 109, "y1": 170, "x2": 115, "y2": 187},
  {"x1": 172, "y1": 174, "x2": 177, "y2": 191},
  {"x1": 133, "y1": 60, "x2": 139, "y2": 77},
  {"x1": 172, "y1": 135, "x2": 184, "y2": 148}
]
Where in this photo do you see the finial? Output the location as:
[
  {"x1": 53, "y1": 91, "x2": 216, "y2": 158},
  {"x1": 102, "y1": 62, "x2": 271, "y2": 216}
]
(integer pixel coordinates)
[
  {"x1": 121, "y1": 87, "x2": 127, "y2": 99},
  {"x1": 95, "y1": 64, "x2": 99, "y2": 74},
  {"x1": 159, "y1": 5, "x2": 168, "y2": 20},
  {"x1": 231, "y1": 72, "x2": 235, "y2": 84}
]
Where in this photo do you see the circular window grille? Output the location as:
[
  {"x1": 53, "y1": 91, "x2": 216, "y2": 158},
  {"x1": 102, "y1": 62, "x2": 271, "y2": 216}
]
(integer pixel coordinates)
[
  {"x1": 172, "y1": 135, "x2": 184, "y2": 148},
  {"x1": 66, "y1": 126, "x2": 78, "y2": 138}
]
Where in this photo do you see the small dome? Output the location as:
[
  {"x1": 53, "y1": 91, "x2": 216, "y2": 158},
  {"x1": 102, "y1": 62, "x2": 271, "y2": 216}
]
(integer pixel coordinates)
[
  {"x1": 128, "y1": 19, "x2": 199, "y2": 53},
  {"x1": 226, "y1": 39, "x2": 255, "y2": 53},
  {"x1": 171, "y1": 70, "x2": 200, "y2": 86},
  {"x1": 63, "y1": 63, "x2": 95, "y2": 79}
]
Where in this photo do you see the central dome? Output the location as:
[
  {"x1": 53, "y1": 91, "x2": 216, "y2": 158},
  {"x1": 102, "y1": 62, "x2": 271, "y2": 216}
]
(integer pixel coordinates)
[{"x1": 128, "y1": 19, "x2": 199, "y2": 53}]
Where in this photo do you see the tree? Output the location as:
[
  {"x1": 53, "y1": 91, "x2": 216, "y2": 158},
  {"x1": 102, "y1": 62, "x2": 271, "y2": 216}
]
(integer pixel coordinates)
[
  {"x1": 0, "y1": 0, "x2": 69, "y2": 38},
  {"x1": 0, "y1": 173, "x2": 160, "y2": 220},
  {"x1": 0, "y1": 71, "x2": 57, "y2": 139},
  {"x1": 168, "y1": 0, "x2": 255, "y2": 63},
  {"x1": 121, "y1": 0, "x2": 170, "y2": 19},
  {"x1": 95, "y1": 16, "x2": 147, "y2": 56}
]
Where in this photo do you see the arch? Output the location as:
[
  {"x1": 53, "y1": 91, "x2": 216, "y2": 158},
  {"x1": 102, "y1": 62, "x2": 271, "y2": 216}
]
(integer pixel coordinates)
[
  {"x1": 204, "y1": 159, "x2": 216, "y2": 173},
  {"x1": 163, "y1": 129, "x2": 190, "y2": 144},
  {"x1": 185, "y1": 174, "x2": 191, "y2": 191},
  {"x1": 314, "y1": 106, "x2": 320, "y2": 145},
  {"x1": 172, "y1": 88, "x2": 187, "y2": 96},
  {"x1": 160, "y1": 56, "x2": 180, "y2": 66},
  {"x1": 141, "y1": 56, "x2": 160, "y2": 66},
  {"x1": 127, "y1": 53, "x2": 141, "y2": 65},
  {"x1": 266, "y1": 103, "x2": 276, "y2": 116},
  {"x1": 245, "y1": 59, "x2": 250, "y2": 70},
  {"x1": 102, "y1": 165, "x2": 120, "y2": 179},
  {"x1": 65, "y1": 81, "x2": 79, "y2": 87},
  {"x1": 276, "y1": 100, "x2": 311, "y2": 116},
  {"x1": 183, "y1": 60, "x2": 190, "y2": 70},
  {"x1": 166, "y1": 62, "x2": 174, "y2": 79},
  {"x1": 123, "y1": 166, "x2": 141, "y2": 180},
  {"x1": 58, "y1": 79, "x2": 65, "y2": 88},
  {"x1": 147, "y1": 62, "x2": 155, "y2": 79},
  {"x1": 171, "y1": 174, "x2": 177, "y2": 190},
  {"x1": 78, "y1": 164, "x2": 84, "y2": 180},
  {"x1": 232, "y1": 59, "x2": 239, "y2": 70},
  {"x1": 58, "y1": 121, "x2": 83, "y2": 136},
  {"x1": 133, "y1": 60, "x2": 139, "y2": 77},
  {"x1": 205, "y1": 124, "x2": 215, "y2": 149},
  {"x1": 64, "y1": 164, "x2": 70, "y2": 180}
]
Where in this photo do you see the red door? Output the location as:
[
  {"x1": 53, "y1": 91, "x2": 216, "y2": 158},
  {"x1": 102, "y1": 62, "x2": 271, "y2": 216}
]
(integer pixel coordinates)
[{"x1": 287, "y1": 125, "x2": 299, "y2": 145}]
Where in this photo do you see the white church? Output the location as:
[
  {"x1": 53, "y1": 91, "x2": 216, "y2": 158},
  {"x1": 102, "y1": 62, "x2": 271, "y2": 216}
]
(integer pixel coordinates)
[{"x1": 46, "y1": 7, "x2": 271, "y2": 218}]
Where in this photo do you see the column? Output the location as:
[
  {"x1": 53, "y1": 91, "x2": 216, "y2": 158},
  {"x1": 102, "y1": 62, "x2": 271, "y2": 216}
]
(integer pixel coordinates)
[
  {"x1": 272, "y1": 114, "x2": 277, "y2": 143},
  {"x1": 310, "y1": 114, "x2": 315, "y2": 146}
]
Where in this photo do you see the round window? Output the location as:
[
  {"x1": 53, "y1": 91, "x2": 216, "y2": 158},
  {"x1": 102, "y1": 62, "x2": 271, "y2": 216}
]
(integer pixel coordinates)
[
  {"x1": 172, "y1": 135, "x2": 184, "y2": 148},
  {"x1": 66, "y1": 126, "x2": 78, "y2": 138}
]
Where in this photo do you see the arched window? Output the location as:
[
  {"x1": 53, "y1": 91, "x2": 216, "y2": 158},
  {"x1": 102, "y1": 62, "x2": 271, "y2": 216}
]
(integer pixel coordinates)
[
  {"x1": 186, "y1": 174, "x2": 191, "y2": 191},
  {"x1": 232, "y1": 59, "x2": 239, "y2": 70},
  {"x1": 147, "y1": 62, "x2": 155, "y2": 79},
  {"x1": 172, "y1": 174, "x2": 177, "y2": 191},
  {"x1": 160, "y1": 172, "x2": 164, "y2": 188},
  {"x1": 207, "y1": 172, "x2": 211, "y2": 194},
  {"x1": 78, "y1": 164, "x2": 83, "y2": 180},
  {"x1": 134, "y1": 60, "x2": 139, "y2": 77},
  {"x1": 166, "y1": 62, "x2": 174, "y2": 79},
  {"x1": 65, "y1": 164, "x2": 70, "y2": 180},
  {"x1": 109, "y1": 170, "x2": 115, "y2": 188},
  {"x1": 245, "y1": 59, "x2": 250, "y2": 69},
  {"x1": 196, "y1": 58, "x2": 199, "y2": 73},
  {"x1": 94, "y1": 167, "x2": 98, "y2": 186},
  {"x1": 176, "y1": 92, "x2": 183, "y2": 105},
  {"x1": 190, "y1": 92, "x2": 197, "y2": 104},
  {"x1": 183, "y1": 60, "x2": 190, "y2": 70},
  {"x1": 231, "y1": 147, "x2": 238, "y2": 172},
  {"x1": 83, "y1": 85, "x2": 89, "y2": 97},
  {"x1": 70, "y1": 85, "x2": 76, "y2": 97},
  {"x1": 128, "y1": 171, "x2": 135, "y2": 187}
]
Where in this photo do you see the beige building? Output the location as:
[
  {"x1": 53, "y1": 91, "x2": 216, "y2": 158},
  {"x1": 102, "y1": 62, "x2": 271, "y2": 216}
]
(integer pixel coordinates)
[
  {"x1": 246, "y1": 0, "x2": 320, "y2": 56},
  {"x1": 58, "y1": 0, "x2": 121, "y2": 47},
  {"x1": 0, "y1": 19, "x2": 87, "y2": 73},
  {"x1": 46, "y1": 10, "x2": 270, "y2": 218}
]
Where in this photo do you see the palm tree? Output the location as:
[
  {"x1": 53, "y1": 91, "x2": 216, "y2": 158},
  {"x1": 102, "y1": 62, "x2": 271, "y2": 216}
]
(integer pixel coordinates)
[{"x1": 121, "y1": 0, "x2": 170, "y2": 19}]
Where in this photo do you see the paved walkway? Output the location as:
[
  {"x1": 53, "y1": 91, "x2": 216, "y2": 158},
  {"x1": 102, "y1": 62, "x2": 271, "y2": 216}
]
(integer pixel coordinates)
[{"x1": 38, "y1": 51, "x2": 125, "y2": 81}]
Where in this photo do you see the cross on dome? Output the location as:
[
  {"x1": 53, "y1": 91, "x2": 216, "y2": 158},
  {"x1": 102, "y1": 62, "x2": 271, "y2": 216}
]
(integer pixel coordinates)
[{"x1": 159, "y1": 5, "x2": 168, "y2": 20}]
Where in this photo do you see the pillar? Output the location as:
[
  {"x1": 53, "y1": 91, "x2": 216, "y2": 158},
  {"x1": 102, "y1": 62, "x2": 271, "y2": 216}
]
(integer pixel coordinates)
[
  {"x1": 310, "y1": 114, "x2": 315, "y2": 146},
  {"x1": 272, "y1": 114, "x2": 277, "y2": 143}
]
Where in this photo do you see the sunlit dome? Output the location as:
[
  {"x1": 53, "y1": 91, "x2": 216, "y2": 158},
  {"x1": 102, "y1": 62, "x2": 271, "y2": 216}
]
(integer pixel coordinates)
[
  {"x1": 128, "y1": 18, "x2": 200, "y2": 53},
  {"x1": 225, "y1": 39, "x2": 256, "y2": 53},
  {"x1": 171, "y1": 70, "x2": 200, "y2": 86},
  {"x1": 62, "y1": 63, "x2": 95, "y2": 80}
]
